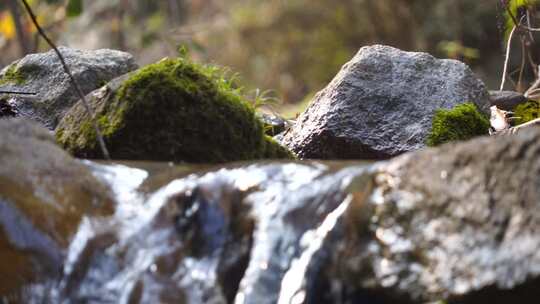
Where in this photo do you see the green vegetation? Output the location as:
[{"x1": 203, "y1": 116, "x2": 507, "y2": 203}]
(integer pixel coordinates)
[
  {"x1": 0, "y1": 64, "x2": 26, "y2": 86},
  {"x1": 56, "y1": 57, "x2": 293, "y2": 162},
  {"x1": 514, "y1": 100, "x2": 540, "y2": 125},
  {"x1": 426, "y1": 103, "x2": 490, "y2": 147},
  {"x1": 504, "y1": 0, "x2": 539, "y2": 37}
]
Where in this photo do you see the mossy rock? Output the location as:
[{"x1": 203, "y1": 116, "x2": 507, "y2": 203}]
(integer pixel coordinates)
[
  {"x1": 514, "y1": 100, "x2": 540, "y2": 125},
  {"x1": 56, "y1": 58, "x2": 293, "y2": 162},
  {"x1": 426, "y1": 103, "x2": 490, "y2": 147}
]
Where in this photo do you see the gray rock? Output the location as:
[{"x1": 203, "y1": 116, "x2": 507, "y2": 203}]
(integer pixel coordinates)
[
  {"x1": 281, "y1": 45, "x2": 490, "y2": 159},
  {"x1": 306, "y1": 126, "x2": 540, "y2": 303},
  {"x1": 0, "y1": 47, "x2": 138, "y2": 129},
  {"x1": 0, "y1": 118, "x2": 114, "y2": 296},
  {"x1": 489, "y1": 90, "x2": 527, "y2": 111}
]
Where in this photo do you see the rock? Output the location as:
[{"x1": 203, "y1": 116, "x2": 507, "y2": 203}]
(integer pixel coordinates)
[
  {"x1": 301, "y1": 126, "x2": 540, "y2": 303},
  {"x1": 10, "y1": 124, "x2": 540, "y2": 303},
  {"x1": 281, "y1": 45, "x2": 490, "y2": 159},
  {"x1": 0, "y1": 119, "x2": 114, "y2": 297},
  {"x1": 55, "y1": 57, "x2": 293, "y2": 162},
  {"x1": 257, "y1": 113, "x2": 292, "y2": 136},
  {"x1": 0, "y1": 47, "x2": 138, "y2": 129},
  {"x1": 489, "y1": 90, "x2": 527, "y2": 111},
  {"x1": 0, "y1": 97, "x2": 17, "y2": 117}
]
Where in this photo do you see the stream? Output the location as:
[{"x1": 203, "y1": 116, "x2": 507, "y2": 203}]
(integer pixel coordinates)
[{"x1": 16, "y1": 160, "x2": 374, "y2": 304}]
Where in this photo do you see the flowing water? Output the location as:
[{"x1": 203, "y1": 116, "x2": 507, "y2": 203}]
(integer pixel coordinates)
[{"x1": 12, "y1": 160, "x2": 374, "y2": 304}]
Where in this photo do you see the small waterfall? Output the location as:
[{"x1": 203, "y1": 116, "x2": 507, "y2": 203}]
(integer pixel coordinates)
[
  {"x1": 277, "y1": 194, "x2": 353, "y2": 304},
  {"x1": 12, "y1": 160, "x2": 375, "y2": 303}
]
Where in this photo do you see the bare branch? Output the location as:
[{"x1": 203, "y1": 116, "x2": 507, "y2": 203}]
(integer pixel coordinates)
[
  {"x1": 500, "y1": 25, "x2": 517, "y2": 91},
  {"x1": 19, "y1": 0, "x2": 110, "y2": 160}
]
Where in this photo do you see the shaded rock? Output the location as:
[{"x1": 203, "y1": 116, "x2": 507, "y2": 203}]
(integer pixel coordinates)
[
  {"x1": 281, "y1": 45, "x2": 490, "y2": 159},
  {"x1": 298, "y1": 126, "x2": 540, "y2": 303},
  {"x1": 0, "y1": 119, "x2": 114, "y2": 297},
  {"x1": 489, "y1": 90, "x2": 527, "y2": 111},
  {"x1": 258, "y1": 112, "x2": 292, "y2": 136},
  {"x1": 0, "y1": 47, "x2": 138, "y2": 129},
  {"x1": 56, "y1": 57, "x2": 293, "y2": 162},
  {"x1": 0, "y1": 97, "x2": 17, "y2": 117}
]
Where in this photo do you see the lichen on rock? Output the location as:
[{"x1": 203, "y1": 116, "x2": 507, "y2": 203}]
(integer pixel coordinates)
[
  {"x1": 56, "y1": 57, "x2": 293, "y2": 162},
  {"x1": 426, "y1": 102, "x2": 490, "y2": 146}
]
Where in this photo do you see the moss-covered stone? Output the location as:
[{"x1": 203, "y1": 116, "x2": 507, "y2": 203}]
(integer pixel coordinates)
[
  {"x1": 426, "y1": 103, "x2": 490, "y2": 147},
  {"x1": 0, "y1": 64, "x2": 26, "y2": 86},
  {"x1": 514, "y1": 100, "x2": 540, "y2": 125},
  {"x1": 56, "y1": 57, "x2": 293, "y2": 162}
]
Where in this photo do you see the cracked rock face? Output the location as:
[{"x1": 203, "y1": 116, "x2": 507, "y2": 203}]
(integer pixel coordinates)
[
  {"x1": 281, "y1": 45, "x2": 490, "y2": 159},
  {"x1": 0, "y1": 47, "x2": 138, "y2": 129}
]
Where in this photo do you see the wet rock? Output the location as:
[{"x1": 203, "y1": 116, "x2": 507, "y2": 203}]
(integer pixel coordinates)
[
  {"x1": 281, "y1": 45, "x2": 490, "y2": 159},
  {"x1": 300, "y1": 126, "x2": 540, "y2": 303},
  {"x1": 12, "y1": 127, "x2": 540, "y2": 304},
  {"x1": 0, "y1": 119, "x2": 114, "y2": 297},
  {"x1": 0, "y1": 47, "x2": 138, "y2": 129},
  {"x1": 56, "y1": 58, "x2": 292, "y2": 162},
  {"x1": 0, "y1": 97, "x2": 17, "y2": 117},
  {"x1": 489, "y1": 90, "x2": 527, "y2": 111}
]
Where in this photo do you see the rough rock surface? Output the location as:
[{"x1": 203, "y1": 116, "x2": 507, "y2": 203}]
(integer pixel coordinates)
[
  {"x1": 0, "y1": 119, "x2": 113, "y2": 296},
  {"x1": 281, "y1": 45, "x2": 490, "y2": 159},
  {"x1": 307, "y1": 126, "x2": 540, "y2": 303},
  {"x1": 0, "y1": 47, "x2": 138, "y2": 129},
  {"x1": 489, "y1": 90, "x2": 527, "y2": 111}
]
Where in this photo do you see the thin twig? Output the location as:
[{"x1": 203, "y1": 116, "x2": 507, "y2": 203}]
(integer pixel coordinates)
[
  {"x1": 517, "y1": 37, "x2": 526, "y2": 91},
  {"x1": 501, "y1": 25, "x2": 517, "y2": 91},
  {"x1": 0, "y1": 90, "x2": 37, "y2": 95},
  {"x1": 20, "y1": 0, "x2": 110, "y2": 160}
]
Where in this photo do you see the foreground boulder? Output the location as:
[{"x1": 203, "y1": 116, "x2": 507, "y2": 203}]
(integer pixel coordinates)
[
  {"x1": 7, "y1": 122, "x2": 540, "y2": 304},
  {"x1": 0, "y1": 119, "x2": 114, "y2": 297},
  {"x1": 0, "y1": 47, "x2": 138, "y2": 128},
  {"x1": 56, "y1": 57, "x2": 292, "y2": 162},
  {"x1": 281, "y1": 45, "x2": 490, "y2": 159},
  {"x1": 13, "y1": 127, "x2": 540, "y2": 303},
  {"x1": 300, "y1": 127, "x2": 540, "y2": 303}
]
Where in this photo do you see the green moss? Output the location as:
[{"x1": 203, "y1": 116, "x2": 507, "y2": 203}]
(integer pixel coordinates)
[
  {"x1": 57, "y1": 57, "x2": 293, "y2": 162},
  {"x1": 0, "y1": 64, "x2": 26, "y2": 86},
  {"x1": 262, "y1": 135, "x2": 295, "y2": 159},
  {"x1": 426, "y1": 103, "x2": 490, "y2": 147},
  {"x1": 514, "y1": 100, "x2": 540, "y2": 125}
]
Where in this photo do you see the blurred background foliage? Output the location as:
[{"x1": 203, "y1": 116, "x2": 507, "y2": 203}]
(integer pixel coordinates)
[{"x1": 0, "y1": 0, "x2": 539, "y2": 117}]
